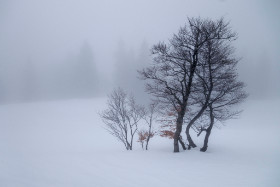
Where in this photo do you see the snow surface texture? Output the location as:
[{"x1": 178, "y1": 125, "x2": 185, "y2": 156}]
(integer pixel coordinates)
[{"x1": 0, "y1": 98, "x2": 279, "y2": 187}]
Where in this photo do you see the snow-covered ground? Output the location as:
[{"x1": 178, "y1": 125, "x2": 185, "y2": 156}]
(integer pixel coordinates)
[{"x1": 0, "y1": 98, "x2": 279, "y2": 187}]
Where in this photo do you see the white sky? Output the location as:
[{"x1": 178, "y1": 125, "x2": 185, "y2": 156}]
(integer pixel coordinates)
[{"x1": 0, "y1": 0, "x2": 279, "y2": 100}]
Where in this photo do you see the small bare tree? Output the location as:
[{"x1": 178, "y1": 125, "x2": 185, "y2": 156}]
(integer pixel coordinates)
[
  {"x1": 142, "y1": 101, "x2": 159, "y2": 150},
  {"x1": 100, "y1": 88, "x2": 145, "y2": 150},
  {"x1": 137, "y1": 129, "x2": 147, "y2": 149},
  {"x1": 137, "y1": 129, "x2": 155, "y2": 150}
]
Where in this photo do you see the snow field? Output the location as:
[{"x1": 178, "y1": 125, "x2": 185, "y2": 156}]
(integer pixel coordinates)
[{"x1": 0, "y1": 98, "x2": 279, "y2": 187}]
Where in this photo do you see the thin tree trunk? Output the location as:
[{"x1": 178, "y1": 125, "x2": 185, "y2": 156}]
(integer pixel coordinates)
[
  {"x1": 130, "y1": 138, "x2": 133, "y2": 150},
  {"x1": 145, "y1": 139, "x2": 149, "y2": 150},
  {"x1": 145, "y1": 135, "x2": 150, "y2": 150},
  {"x1": 145, "y1": 119, "x2": 152, "y2": 150},
  {"x1": 130, "y1": 128, "x2": 133, "y2": 150},
  {"x1": 179, "y1": 136, "x2": 187, "y2": 150},
  {"x1": 200, "y1": 128, "x2": 211, "y2": 152},
  {"x1": 201, "y1": 106, "x2": 214, "y2": 152}
]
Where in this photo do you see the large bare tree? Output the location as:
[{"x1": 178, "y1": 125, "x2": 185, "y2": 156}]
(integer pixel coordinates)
[
  {"x1": 189, "y1": 35, "x2": 247, "y2": 151},
  {"x1": 139, "y1": 17, "x2": 237, "y2": 152}
]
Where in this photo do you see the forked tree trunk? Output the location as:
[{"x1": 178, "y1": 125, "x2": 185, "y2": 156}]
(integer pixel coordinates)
[
  {"x1": 185, "y1": 106, "x2": 208, "y2": 149},
  {"x1": 186, "y1": 81, "x2": 213, "y2": 149},
  {"x1": 186, "y1": 124, "x2": 197, "y2": 149},
  {"x1": 184, "y1": 51, "x2": 199, "y2": 150},
  {"x1": 126, "y1": 141, "x2": 132, "y2": 150},
  {"x1": 174, "y1": 56, "x2": 197, "y2": 153}
]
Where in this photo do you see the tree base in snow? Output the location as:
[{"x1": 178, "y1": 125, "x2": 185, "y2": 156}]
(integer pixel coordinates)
[
  {"x1": 200, "y1": 146, "x2": 208, "y2": 152},
  {"x1": 187, "y1": 143, "x2": 197, "y2": 150}
]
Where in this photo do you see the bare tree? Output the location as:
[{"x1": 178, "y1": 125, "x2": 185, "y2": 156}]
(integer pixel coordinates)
[
  {"x1": 100, "y1": 88, "x2": 145, "y2": 150},
  {"x1": 184, "y1": 27, "x2": 237, "y2": 149},
  {"x1": 142, "y1": 101, "x2": 159, "y2": 150},
  {"x1": 139, "y1": 17, "x2": 236, "y2": 152},
  {"x1": 137, "y1": 129, "x2": 155, "y2": 150},
  {"x1": 137, "y1": 129, "x2": 148, "y2": 149},
  {"x1": 198, "y1": 78, "x2": 247, "y2": 152},
  {"x1": 191, "y1": 35, "x2": 247, "y2": 152}
]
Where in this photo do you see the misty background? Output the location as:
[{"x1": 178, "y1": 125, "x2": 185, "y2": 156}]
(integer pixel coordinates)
[{"x1": 0, "y1": 0, "x2": 279, "y2": 104}]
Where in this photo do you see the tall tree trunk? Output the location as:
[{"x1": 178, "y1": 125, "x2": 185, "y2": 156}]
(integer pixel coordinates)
[
  {"x1": 201, "y1": 106, "x2": 214, "y2": 152},
  {"x1": 174, "y1": 112, "x2": 184, "y2": 152},
  {"x1": 174, "y1": 50, "x2": 198, "y2": 153},
  {"x1": 184, "y1": 52, "x2": 199, "y2": 150}
]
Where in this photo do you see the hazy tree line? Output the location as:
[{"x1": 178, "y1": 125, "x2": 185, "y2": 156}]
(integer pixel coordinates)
[
  {"x1": 0, "y1": 42, "x2": 98, "y2": 103},
  {"x1": 101, "y1": 17, "x2": 247, "y2": 152},
  {"x1": 0, "y1": 41, "x2": 150, "y2": 104}
]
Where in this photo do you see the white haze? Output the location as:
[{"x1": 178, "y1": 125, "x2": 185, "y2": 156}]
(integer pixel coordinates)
[{"x1": 0, "y1": 0, "x2": 279, "y2": 104}]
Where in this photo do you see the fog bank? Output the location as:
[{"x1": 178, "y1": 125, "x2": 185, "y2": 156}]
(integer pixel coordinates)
[{"x1": 0, "y1": 0, "x2": 279, "y2": 104}]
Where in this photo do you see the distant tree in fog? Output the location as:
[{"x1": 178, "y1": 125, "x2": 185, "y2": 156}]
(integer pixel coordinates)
[
  {"x1": 74, "y1": 42, "x2": 98, "y2": 97},
  {"x1": 100, "y1": 88, "x2": 145, "y2": 150},
  {"x1": 21, "y1": 59, "x2": 38, "y2": 101},
  {"x1": 53, "y1": 42, "x2": 99, "y2": 99},
  {"x1": 114, "y1": 40, "x2": 151, "y2": 103},
  {"x1": 114, "y1": 40, "x2": 136, "y2": 89}
]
